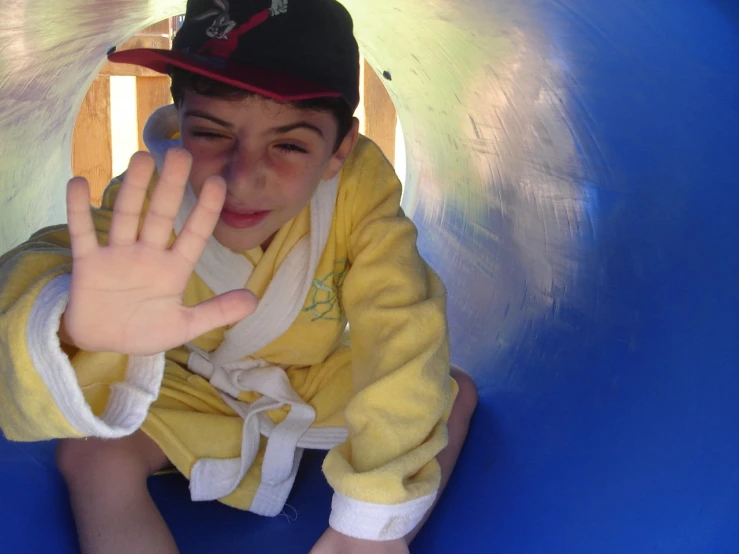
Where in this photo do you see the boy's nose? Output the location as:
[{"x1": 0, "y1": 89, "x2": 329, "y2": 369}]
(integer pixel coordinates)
[{"x1": 225, "y1": 151, "x2": 265, "y2": 194}]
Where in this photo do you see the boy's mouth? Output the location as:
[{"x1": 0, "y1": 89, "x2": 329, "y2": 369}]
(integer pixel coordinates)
[{"x1": 219, "y1": 207, "x2": 271, "y2": 229}]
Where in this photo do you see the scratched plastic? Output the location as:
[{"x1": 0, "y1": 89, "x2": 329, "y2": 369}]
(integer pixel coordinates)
[{"x1": 0, "y1": 0, "x2": 738, "y2": 552}]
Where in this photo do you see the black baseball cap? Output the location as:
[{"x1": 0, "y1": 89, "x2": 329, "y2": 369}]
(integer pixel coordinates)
[{"x1": 108, "y1": 0, "x2": 360, "y2": 110}]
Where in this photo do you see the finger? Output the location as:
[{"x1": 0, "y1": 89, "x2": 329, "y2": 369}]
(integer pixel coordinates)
[
  {"x1": 66, "y1": 177, "x2": 98, "y2": 259},
  {"x1": 171, "y1": 175, "x2": 226, "y2": 266},
  {"x1": 139, "y1": 148, "x2": 193, "y2": 249},
  {"x1": 108, "y1": 151, "x2": 156, "y2": 246},
  {"x1": 183, "y1": 290, "x2": 258, "y2": 340}
]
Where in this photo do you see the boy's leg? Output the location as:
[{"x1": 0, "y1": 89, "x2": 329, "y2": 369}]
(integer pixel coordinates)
[
  {"x1": 406, "y1": 367, "x2": 478, "y2": 544},
  {"x1": 56, "y1": 430, "x2": 177, "y2": 554}
]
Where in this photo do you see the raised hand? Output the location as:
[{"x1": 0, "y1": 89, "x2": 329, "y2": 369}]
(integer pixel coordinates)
[{"x1": 62, "y1": 148, "x2": 256, "y2": 355}]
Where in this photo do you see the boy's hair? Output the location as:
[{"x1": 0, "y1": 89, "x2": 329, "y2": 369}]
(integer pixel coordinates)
[{"x1": 169, "y1": 67, "x2": 355, "y2": 153}]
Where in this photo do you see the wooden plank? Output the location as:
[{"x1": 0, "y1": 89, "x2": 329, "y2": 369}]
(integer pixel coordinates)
[
  {"x1": 362, "y1": 60, "x2": 397, "y2": 165},
  {"x1": 99, "y1": 62, "x2": 166, "y2": 78},
  {"x1": 100, "y1": 34, "x2": 172, "y2": 77},
  {"x1": 141, "y1": 20, "x2": 170, "y2": 36},
  {"x1": 137, "y1": 76, "x2": 173, "y2": 151},
  {"x1": 72, "y1": 76, "x2": 112, "y2": 207}
]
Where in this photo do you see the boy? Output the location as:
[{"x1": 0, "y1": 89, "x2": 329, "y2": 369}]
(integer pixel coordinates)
[{"x1": 0, "y1": 0, "x2": 477, "y2": 552}]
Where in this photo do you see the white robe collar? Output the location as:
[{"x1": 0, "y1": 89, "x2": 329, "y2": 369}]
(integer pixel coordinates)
[{"x1": 143, "y1": 104, "x2": 347, "y2": 512}]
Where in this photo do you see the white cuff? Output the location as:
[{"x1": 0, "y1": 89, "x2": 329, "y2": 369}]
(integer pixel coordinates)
[
  {"x1": 26, "y1": 274, "x2": 165, "y2": 438},
  {"x1": 329, "y1": 490, "x2": 437, "y2": 541}
]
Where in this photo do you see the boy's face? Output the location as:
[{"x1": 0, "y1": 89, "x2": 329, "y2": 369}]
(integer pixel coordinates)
[{"x1": 178, "y1": 91, "x2": 358, "y2": 252}]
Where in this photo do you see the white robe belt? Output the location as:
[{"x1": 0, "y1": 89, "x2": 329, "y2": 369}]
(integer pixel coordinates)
[{"x1": 186, "y1": 348, "x2": 347, "y2": 503}]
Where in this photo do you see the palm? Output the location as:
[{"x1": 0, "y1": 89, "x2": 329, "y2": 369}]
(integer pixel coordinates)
[
  {"x1": 69, "y1": 245, "x2": 197, "y2": 354},
  {"x1": 64, "y1": 149, "x2": 256, "y2": 355}
]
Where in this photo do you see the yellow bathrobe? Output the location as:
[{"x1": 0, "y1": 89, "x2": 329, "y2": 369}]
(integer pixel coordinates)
[{"x1": 0, "y1": 105, "x2": 455, "y2": 541}]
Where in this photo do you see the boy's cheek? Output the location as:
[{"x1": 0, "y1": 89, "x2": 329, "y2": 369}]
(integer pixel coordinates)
[
  {"x1": 187, "y1": 173, "x2": 206, "y2": 197},
  {"x1": 188, "y1": 163, "x2": 226, "y2": 195}
]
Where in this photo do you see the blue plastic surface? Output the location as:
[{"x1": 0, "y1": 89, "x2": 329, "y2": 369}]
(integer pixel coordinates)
[{"x1": 1, "y1": 0, "x2": 739, "y2": 552}]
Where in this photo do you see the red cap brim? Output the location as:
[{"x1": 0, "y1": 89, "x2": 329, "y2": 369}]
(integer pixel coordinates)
[{"x1": 108, "y1": 49, "x2": 342, "y2": 103}]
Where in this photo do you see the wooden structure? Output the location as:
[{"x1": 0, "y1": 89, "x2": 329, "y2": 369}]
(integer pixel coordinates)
[{"x1": 71, "y1": 21, "x2": 398, "y2": 206}]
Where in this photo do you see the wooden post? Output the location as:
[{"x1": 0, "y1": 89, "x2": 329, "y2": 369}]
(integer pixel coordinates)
[
  {"x1": 362, "y1": 60, "x2": 397, "y2": 165},
  {"x1": 72, "y1": 76, "x2": 112, "y2": 207},
  {"x1": 72, "y1": 20, "x2": 174, "y2": 203}
]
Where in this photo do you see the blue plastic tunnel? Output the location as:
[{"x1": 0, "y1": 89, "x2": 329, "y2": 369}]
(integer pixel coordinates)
[{"x1": 0, "y1": 0, "x2": 738, "y2": 552}]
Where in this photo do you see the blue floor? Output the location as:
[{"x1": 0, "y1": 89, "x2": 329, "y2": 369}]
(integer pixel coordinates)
[
  {"x1": 2, "y1": 0, "x2": 739, "y2": 552},
  {"x1": 0, "y1": 417, "x2": 492, "y2": 553}
]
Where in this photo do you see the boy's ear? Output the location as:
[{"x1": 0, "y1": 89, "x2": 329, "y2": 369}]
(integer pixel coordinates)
[{"x1": 322, "y1": 118, "x2": 360, "y2": 180}]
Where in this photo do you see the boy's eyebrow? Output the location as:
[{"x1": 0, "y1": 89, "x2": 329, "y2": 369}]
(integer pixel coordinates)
[
  {"x1": 183, "y1": 110, "x2": 234, "y2": 128},
  {"x1": 268, "y1": 122, "x2": 325, "y2": 139},
  {"x1": 183, "y1": 111, "x2": 325, "y2": 139}
]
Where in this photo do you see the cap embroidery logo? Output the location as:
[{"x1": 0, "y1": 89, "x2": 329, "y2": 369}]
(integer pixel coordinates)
[{"x1": 194, "y1": 0, "x2": 288, "y2": 58}]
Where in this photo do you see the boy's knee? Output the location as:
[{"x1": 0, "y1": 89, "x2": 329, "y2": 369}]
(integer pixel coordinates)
[
  {"x1": 56, "y1": 431, "x2": 166, "y2": 485},
  {"x1": 451, "y1": 367, "x2": 478, "y2": 417}
]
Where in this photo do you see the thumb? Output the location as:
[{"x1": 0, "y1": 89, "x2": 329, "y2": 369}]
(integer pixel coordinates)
[{"x1": 183, "y1": 289, "x2": 258, "y2": 341}]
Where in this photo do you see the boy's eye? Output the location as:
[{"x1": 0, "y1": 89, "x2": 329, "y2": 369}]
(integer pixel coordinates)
[
  {"x1": 192, "y1": 131, "x2": 228, "y2": 140},
  {"x1": 276, "y1": 143, "x2": 308, "y2": 154}
]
